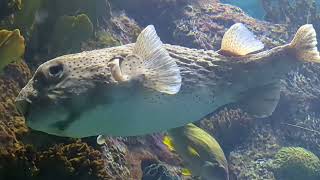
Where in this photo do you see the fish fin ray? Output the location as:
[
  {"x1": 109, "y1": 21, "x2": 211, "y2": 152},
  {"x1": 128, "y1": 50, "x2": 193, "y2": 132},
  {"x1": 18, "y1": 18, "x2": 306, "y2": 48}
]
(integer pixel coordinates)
[
  {"x1": 219, "y1": 23, "x2": 264, "y2": 56},
  {"x1": 290, "y1": 24, "x2": 320, "y2": 63},
  {"x1": 121, "y1": 25, "x2": 181, "y2": 94},
  {"x1": 238, "y1": 82, "x2": 280, "y2": 118}
]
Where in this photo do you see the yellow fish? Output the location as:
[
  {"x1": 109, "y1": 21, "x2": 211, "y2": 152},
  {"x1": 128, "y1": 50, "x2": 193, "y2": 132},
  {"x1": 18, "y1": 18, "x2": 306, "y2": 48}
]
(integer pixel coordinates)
[{"x1": 163, "y1": 123, "x2": 229, "y2": 180}]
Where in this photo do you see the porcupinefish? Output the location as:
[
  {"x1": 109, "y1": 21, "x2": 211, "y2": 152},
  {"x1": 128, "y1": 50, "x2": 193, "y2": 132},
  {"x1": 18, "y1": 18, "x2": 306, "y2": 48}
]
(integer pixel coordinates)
[
  {"x1": 15, "y1": 23, "x2": 320, "y2": 138},
  {"x1": 163, "y1": 123, "x2": 229, "y2": 180}
]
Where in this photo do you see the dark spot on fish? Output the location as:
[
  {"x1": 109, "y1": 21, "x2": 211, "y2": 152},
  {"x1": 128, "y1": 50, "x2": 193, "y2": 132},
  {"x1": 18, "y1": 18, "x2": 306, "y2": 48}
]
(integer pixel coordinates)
[{"x1": 50, "y1": 111, "x2": 80, "y2": 131}]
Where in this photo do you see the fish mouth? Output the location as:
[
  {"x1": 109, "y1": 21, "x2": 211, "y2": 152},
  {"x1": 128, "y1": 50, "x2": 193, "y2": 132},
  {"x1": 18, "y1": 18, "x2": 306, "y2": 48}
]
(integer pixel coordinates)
[{"x1": 15, "y1": 98, "x2": 31, "y2": 117}]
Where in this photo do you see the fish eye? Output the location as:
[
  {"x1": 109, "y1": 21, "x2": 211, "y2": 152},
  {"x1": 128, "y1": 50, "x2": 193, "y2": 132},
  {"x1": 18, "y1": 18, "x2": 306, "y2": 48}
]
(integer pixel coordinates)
[{"x1": 48, "y1": 63, "x2": 64, "y2": 78}]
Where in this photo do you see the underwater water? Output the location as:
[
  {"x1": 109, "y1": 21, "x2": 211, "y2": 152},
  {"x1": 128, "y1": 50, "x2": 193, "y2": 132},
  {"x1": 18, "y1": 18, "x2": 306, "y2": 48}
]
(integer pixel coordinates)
[
  {"x1": 1, "y1": 0, "x2": 320, "y2": 180},
  {"x1": 221, "y1": 0, "x2": 266, "y2": 19}
]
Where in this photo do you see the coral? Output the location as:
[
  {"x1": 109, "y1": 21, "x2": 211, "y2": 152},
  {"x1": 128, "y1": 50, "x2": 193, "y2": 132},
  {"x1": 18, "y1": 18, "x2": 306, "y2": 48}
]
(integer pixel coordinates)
[
  {"x1": 199, "y1": 107, "x2": 254, "y2": 152},
  {"x1": 49, "y1": 14, "x2": 93, "y2": 55},
  {"x1": 83, "y1": 31, "x2": 121, "y2": 50},
  {"x1": 271, "y1": 147, "x2": 320, "y2": 180},
  {"x1": 109, "y1": 13, "x2": 141, "y2": 44},
  {"x1": 269, "y1": 63, "x2": 320, "y2": 156},
  {"x1": 261, "y1": 0, "x2": 320, "y2": 46},
  {"x1": 262, "y1": 0, "x2": 317, "y2": 28},
  {"x1": 172, "y1": 3, "x2": 289, "y2": 50},
  {"x1": 0, "y1": 29, "x2": 25, "y2": 71},
  {"x1": 228, "y1": 122, "x2": 280, "y2": 179},
  {"x1": 35, "y1": 141, "x2": 129, "y2": 180},
  {"x1": 0, "y1": 61, "x2": 32, "y2": 180},
  {"x1": 141, "y1": 159, "x2": 180, "y2": 180}
]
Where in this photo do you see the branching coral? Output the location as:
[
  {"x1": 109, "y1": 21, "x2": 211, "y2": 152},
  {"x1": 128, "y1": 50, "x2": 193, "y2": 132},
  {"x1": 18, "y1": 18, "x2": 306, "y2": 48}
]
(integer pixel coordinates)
[
  {"x1": 271, "y1": 147, "x2": 320, "y2": 180},
  {"x1": 36, "y1": 141, "x2": 115, "y2": 179}
]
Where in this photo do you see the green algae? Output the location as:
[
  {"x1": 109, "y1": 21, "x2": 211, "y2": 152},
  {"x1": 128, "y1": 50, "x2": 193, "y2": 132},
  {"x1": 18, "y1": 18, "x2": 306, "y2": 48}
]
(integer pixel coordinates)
[
  {"x1": 96, "y1": 31, "x2": 121, "y2": 47},
  {"x1": 271, "y1": 147, "x2": 320, "y2": 180},
  {"x1": 13, "y1": 0, "x2": 43, "y2": 37},
  {"x1": 0, "y1": 29, "x2": 25, "y2": 71},
  {"x1": 50, "y1": 14, "x2": 93, "y2": 55}
]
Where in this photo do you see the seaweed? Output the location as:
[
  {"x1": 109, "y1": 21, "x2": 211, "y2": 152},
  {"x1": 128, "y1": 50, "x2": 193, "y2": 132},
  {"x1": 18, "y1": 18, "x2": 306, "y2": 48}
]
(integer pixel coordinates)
[{"x1": 0, "y1": 29, "x2": 25, "y2": 71}]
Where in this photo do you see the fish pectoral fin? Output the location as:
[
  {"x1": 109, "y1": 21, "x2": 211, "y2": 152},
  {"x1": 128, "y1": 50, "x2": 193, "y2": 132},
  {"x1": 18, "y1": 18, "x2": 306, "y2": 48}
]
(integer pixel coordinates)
[
  {"x1": 163, "y1": 135, "x2": 175, "y2": 152},
  {"x1": 96, "y1": 135, "x2": 107, "y2": 145},
  {"x1": 120, "y1": 25, "x2": 181, "y2": 94},
  {"x1": 218, "y1": 23, "x2": 264, "y2": 56},
  {"x1": 187, "y1": 145, "x2": 201, "y2": 158},
  {"x1": 238, "y1": 82, "x2": 280, "y2": 118}
]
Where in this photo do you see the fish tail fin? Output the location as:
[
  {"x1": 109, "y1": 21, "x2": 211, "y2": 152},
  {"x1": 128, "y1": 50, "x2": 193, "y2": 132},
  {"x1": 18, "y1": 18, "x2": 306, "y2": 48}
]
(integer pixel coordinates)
[{"x1": 289, "y1": 24, "x2": 320, "y2": 63}]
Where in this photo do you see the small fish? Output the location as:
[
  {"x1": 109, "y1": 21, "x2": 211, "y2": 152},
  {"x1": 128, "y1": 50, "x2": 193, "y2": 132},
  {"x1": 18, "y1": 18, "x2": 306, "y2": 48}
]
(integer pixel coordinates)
[
  {"x1": 163, "y1": 123, "x2": 229, "y2": 180},
  {"x1": 15, "y1": 23, "x2": 320, "y2": 138}
]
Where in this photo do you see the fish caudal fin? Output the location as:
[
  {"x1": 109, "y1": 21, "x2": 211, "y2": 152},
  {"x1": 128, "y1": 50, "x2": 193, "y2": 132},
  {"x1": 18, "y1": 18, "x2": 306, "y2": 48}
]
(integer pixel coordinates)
[
  {"x1": 290, "y1": 24, "x2": 320, "y2": 63},
  {"x1": 219, "y1": 23, "x2": 264, "y2": 56},
  {"x1": 121, "y1": 25, "x2": 181, "y2": 94}
]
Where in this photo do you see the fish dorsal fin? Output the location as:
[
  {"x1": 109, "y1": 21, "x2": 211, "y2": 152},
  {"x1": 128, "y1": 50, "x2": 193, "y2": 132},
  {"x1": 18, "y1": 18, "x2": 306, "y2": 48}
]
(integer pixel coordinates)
[
  {"x1": 238, "y1": 82, "x2": 280, "y2": 118},
  {"x1": 219, "y1": 23, "x2": 264, "y2": 56},
  {"x1": 181, "y1": 168, "x2": 192, "y2": 176},
  {"x1": 120, "y1": 25, "x2": 182, "y2": 94},
  {"x1": 187, "y1": 145, "x2": 200, "y2": 158},
  {"x1": 163, "y1": 135, "x2": 175, "y2": 151}
]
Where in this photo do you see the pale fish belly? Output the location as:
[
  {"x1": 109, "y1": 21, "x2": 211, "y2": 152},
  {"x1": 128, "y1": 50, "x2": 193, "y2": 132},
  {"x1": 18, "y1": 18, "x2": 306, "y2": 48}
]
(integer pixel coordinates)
[{"x1": 64, "y1": 80, "x2": 231, "y2": 137}]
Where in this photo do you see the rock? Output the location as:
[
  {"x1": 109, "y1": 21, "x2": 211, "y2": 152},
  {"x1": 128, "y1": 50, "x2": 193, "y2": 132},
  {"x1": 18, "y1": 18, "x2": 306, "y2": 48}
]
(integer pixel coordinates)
[{"x1": 141, "y1": 159, "x2": 180, "y2": 180}]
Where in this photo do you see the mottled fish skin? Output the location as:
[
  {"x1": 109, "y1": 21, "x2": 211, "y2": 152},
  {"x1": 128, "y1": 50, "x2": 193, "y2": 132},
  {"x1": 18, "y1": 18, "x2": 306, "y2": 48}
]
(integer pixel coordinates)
[{"x1": 15, "y1": 24, "x2": 320, "y2": 138}]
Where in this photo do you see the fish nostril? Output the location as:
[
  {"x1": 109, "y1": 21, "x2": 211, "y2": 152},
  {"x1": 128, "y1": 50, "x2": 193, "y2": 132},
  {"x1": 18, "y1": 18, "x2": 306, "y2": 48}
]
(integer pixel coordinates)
[{"x1": 49, "y1": 63, "x2": 64, "y2": 78}]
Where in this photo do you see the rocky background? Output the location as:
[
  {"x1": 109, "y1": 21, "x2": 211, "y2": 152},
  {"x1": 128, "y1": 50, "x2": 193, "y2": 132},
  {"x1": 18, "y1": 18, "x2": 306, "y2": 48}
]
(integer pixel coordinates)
[{"x1": 0, "y1": 0, "x2": 320, "y2": 179}]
